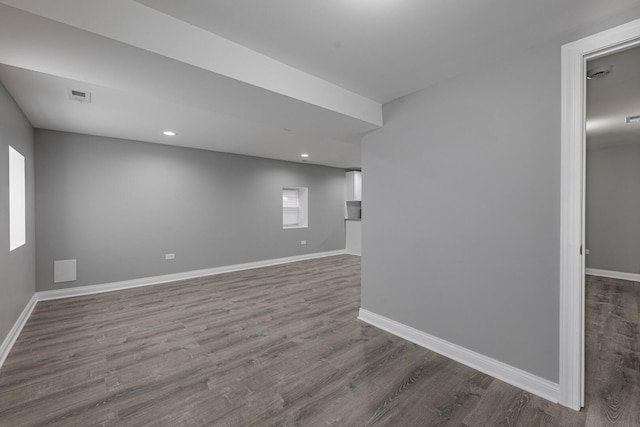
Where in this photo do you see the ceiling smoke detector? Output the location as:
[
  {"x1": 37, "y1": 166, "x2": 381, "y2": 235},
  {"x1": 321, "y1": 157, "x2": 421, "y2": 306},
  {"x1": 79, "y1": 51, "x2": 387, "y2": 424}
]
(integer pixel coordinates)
[
  {"x1": 68, "y1": 88, "x2": 91, "y2": 103},
  {"x1": 586, "y1": 65, "x2": 613, "y2": 80}
]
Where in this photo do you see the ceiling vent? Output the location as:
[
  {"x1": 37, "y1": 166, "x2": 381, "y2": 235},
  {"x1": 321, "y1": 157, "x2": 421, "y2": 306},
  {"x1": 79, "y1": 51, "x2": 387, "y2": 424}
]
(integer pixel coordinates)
[
  {"x1": 586, "y1": 65, "x2": 613, "y2": 80},
  {"x1": 68, "y1": 89, "x2": 91, "y2": 104}
]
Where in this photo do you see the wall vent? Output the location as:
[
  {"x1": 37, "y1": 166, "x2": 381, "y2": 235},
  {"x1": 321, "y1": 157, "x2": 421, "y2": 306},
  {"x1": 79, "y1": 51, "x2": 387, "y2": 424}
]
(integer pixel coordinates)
[{"x1": 68, "y1": 88, "x2": 91, "y2": 103}]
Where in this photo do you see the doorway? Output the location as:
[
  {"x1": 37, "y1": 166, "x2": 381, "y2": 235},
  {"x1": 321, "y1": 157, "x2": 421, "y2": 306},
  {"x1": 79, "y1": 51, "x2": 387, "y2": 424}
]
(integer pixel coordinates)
[
  {"x1": 560, "y1": 18, "x2": 640, "y2": 410},
  {"x1": 586, "y1": 45, "x2": 640, "y2": 278}
]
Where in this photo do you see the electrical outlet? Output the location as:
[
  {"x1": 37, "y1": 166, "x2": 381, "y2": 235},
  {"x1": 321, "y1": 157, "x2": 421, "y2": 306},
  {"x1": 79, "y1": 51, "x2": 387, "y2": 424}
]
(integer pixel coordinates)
[
  {"x1": 165, "y1": 253, "x2": 176, "y2": 260},
  {"x1": 301, "y1": 240, "x2": 307, "y2": 245},
  {"x1": 585, "y1": 249, "x2": 590, "y2": 255}
]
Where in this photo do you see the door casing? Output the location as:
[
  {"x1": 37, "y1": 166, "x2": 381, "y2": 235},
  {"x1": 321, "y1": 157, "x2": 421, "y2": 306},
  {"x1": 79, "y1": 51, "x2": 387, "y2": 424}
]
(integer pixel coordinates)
[{"x1": 560, "y1": 17, "x2": 640, "y2": 410}]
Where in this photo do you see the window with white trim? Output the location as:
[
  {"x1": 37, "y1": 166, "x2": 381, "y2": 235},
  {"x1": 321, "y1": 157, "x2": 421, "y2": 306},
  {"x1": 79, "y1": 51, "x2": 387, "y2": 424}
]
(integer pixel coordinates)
[
  {"x1": 282, "y1": 187, "x2": 308, "y2": 229},
  {"x1": 9, "y1": 146, "x2": 26, "y2": 251}
]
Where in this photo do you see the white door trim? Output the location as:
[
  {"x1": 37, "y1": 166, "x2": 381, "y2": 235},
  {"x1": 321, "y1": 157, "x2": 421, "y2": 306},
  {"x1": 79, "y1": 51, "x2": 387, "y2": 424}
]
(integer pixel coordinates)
[{"x1": 560, "y1": 17, "x2": 640, "y2": 410}]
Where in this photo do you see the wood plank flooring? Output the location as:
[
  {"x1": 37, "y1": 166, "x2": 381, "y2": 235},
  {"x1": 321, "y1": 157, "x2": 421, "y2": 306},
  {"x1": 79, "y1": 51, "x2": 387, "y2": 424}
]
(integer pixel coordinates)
[
  {"x1": 0, "y1": 255, "x2": 637, "y2": 426},
  {"x1": 584, "y1": 274, "x2": 640, "y2": 426}
]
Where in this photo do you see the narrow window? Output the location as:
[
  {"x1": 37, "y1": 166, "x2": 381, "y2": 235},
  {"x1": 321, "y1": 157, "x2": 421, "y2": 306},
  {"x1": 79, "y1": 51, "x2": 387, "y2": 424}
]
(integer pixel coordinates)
[
  {"x1": 9, "y1": 146, "x2": 26, "y2": 251},
  {"x1": 282, "y1": 187, "x2": 308, "y2": 229}
]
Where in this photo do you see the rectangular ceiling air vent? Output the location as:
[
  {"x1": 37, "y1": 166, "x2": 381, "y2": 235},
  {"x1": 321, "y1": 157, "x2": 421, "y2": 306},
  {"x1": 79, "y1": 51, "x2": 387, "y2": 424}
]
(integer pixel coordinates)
[{"x1": 68, "y1": 88, "x2": 91, "y2": 104}]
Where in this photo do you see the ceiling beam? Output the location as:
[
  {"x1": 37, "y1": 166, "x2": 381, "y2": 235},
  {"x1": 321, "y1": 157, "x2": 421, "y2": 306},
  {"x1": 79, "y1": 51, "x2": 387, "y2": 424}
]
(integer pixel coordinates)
[{"x1": 0, "y1": 0, "x2": 382, "y2": 127}]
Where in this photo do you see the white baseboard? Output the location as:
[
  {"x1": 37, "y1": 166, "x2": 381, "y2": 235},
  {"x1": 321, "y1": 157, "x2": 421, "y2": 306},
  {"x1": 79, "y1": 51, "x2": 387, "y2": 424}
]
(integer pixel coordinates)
[
  {"x1": 586, "y1": 268, "x2": 640, "y2": 283},
  {"x1": 37, "y1": 249, "x2": 348, "y2": 301},
  {"x1": 0, "y1": 294, "x2": 38, "y2": 369},
  {"x1": 358, "y1": 308, "x2": 559, "y2": 404}
]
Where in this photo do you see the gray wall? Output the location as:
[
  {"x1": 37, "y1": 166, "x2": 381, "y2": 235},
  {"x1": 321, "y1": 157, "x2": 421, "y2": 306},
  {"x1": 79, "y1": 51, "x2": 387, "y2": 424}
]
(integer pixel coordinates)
[
  {"x1": 586, "y1": 145, "x2": 640, "y2": 274},
  {"x1": 361, "y1": 12, "x2": 640, "y2": 383},
  {"x1": 0, "y1": 82, "x2": 35, "y2": 343},
  {"x1": 35, "y1": 130, "x2": 346, "y2": 291}
]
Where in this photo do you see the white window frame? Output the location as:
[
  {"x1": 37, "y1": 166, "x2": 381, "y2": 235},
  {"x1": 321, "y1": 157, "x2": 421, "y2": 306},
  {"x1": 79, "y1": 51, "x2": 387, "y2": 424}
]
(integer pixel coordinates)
[
  {"x1": 9, "y1": 146, "x2": 26, "y2": 251},
  {"x1": 282, "y1": 187, "x2": 308, "y2": 229}
]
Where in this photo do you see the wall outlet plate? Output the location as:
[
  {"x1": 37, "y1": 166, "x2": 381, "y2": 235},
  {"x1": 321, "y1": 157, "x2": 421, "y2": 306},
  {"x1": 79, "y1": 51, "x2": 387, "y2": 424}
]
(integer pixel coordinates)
[
  {"x1": 165, "y1": 253, "x2": 176, "y2": 260},
  {"x1": 301, "y1": 240, "x2": 307, "y2": 245}
]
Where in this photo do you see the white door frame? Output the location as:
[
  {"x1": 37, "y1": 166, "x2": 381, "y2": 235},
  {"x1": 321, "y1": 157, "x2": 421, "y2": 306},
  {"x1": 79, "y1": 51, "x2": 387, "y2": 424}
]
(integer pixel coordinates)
[{"x1": 560, "y1": 18, "x2": 640, "y2": 410}]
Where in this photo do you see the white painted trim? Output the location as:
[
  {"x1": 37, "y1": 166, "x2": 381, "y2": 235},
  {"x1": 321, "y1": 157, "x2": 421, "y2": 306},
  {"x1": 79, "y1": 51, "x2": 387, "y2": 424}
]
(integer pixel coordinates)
[
  {"x1": 358, "y1": 309, "x2": 559, "y2": 403},
  {"x1": 0, "y1": 294, "x2": 38, "y2": 369},
  {"x1": 37, "y1": 250, "x2": 348, "y2": 301},
  {"x1": 560, "y1": 17, "x2": 640, "y2": 411},
  {"x1": 586, "y1": 268, "x2": 640, "y2": 282},
  {"x1": 560, "y1": 20, "x2": 640, "y2": 410}
]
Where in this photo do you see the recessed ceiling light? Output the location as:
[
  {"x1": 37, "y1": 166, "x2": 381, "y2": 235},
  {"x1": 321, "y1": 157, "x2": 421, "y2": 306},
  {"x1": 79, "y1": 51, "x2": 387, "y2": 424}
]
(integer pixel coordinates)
[
  {"x1": 163, "y1": 130, "x2": 176, "y2": 136},
  {"x1": 626, "y1": 115, "x2": 640, "y2": 124},
  {"x1": 301, "y1": 153, "x2": 309, "y2": 158}
]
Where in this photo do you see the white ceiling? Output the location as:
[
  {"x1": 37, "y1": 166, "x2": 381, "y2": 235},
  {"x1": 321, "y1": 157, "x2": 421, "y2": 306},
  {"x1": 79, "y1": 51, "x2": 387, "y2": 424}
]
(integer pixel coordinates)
[
  {"x1": 1, "y1": 0, "x2": 640, "y2": 167},
  {"x1": 135, "y1": 0, "x2": 640, "y2": 104},
  {"x1": 587, "y1": 45, "x2": 640, "y2": 150}
]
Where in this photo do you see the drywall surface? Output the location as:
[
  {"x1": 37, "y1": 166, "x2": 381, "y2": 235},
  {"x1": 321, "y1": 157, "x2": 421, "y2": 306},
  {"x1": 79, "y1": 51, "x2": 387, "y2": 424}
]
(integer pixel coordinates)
[
  {"x1": 362, "y1": 42, "x2": 560, "y2": 382},
  {"x1": 35, "y1": 130, "x2": 345, "y2": 290},
  {"x1": 361, "y1": 11, "x2": 640, "y2": 383},
  {"x1": 586, "y1": 145, "x2": 640, "y2": 274},
  {"x1": 0, "y1": 81, "x2": 35, "y2": 342}
]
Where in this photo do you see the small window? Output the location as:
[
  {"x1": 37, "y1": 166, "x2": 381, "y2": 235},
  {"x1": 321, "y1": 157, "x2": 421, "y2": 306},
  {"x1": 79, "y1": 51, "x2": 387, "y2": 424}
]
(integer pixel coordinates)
[
  {"x1": 283, "y1": 187, "x2": 308, "y2": 229},
  {"x1": 9, "y1": 146, "x2": 26, "y2": 251}
]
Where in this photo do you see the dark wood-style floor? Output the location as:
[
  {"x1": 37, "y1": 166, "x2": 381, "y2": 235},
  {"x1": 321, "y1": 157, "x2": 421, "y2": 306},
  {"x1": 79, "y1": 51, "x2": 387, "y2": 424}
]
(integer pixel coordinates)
[
  {"x1": 0, "y1": 255, "x2": 637, "y2": 426},
  {"x1": 584, "y1": 274, "x2": 640, "y2": 426}
]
